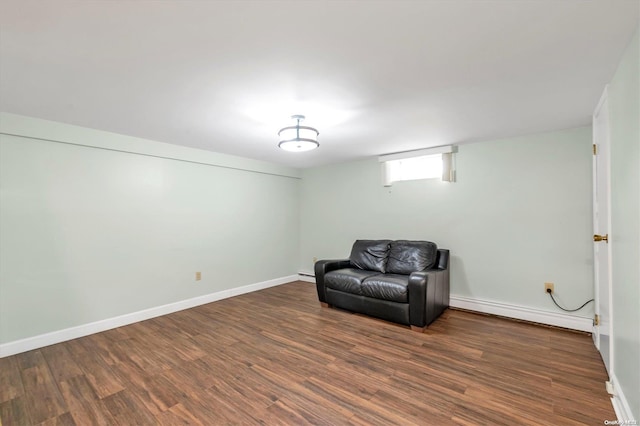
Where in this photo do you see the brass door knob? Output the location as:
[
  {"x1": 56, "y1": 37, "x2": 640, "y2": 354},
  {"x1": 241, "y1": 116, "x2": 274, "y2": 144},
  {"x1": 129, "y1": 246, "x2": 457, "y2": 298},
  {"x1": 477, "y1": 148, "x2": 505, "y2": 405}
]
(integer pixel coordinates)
[{"x1": 594, "y1": 234, "x2": 608, "y2": 243}]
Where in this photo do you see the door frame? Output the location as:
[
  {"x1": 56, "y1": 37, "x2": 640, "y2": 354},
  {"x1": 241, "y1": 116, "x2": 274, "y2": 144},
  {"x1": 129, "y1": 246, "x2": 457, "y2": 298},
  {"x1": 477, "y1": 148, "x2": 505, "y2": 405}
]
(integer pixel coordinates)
[{"x1": 592, "y1": 85, "x2": 614, "y2": 379}]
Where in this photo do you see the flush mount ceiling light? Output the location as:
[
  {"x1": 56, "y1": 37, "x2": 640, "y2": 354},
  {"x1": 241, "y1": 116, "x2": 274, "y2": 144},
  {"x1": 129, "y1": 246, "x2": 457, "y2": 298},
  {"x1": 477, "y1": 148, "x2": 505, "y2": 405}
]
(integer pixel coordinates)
[{"x1": 278, "y1": 115, "x2": 319, "y2": 152}]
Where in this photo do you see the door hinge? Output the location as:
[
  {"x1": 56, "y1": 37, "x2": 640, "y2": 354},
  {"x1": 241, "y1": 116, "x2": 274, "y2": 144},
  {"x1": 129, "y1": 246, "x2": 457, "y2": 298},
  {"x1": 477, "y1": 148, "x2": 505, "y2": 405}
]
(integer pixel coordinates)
[
  {"x1": 593, "y1": 314, "x2": 600, "y2": 326},
  {"x1": 593, "y1": 144, "x2": 597, "y2": 155}
]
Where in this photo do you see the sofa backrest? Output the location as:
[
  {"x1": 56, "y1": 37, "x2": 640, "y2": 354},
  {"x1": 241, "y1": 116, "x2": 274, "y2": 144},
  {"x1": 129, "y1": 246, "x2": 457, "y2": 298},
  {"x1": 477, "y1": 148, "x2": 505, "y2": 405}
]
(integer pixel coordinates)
[
  {"x1": 349, "y1": 240, "x2": 391, "y2": 273},
  {"x1": 349, "y1": 239, "x2": 441, "y2": 274},
  {"x1": 386, "y1": 240, "x2": 438, "y2": 274}
]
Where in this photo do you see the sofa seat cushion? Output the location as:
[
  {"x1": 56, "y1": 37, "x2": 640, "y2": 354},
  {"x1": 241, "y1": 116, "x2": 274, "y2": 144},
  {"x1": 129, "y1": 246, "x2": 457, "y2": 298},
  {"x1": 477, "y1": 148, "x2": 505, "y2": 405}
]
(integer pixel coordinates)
[
  {"x1": 325, "y1": 268, "x2": 379, "y2": 295},
  {"x1": 361, "y1": 274, "x2": 409, "y2": 303}
]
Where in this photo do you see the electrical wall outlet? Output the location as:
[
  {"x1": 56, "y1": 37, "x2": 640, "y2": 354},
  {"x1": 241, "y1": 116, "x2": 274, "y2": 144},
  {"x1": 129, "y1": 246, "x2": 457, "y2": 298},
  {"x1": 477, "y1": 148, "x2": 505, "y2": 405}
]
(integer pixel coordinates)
[
  {"x1": 544, "y1": 282, "x2": 554, "y2": 293},
  {"x1": 195, "y1": 272, "x2": 202, "y2": 281},
  {"x1": 313, "y1": 257, "x2": 317, "y2": 263}
]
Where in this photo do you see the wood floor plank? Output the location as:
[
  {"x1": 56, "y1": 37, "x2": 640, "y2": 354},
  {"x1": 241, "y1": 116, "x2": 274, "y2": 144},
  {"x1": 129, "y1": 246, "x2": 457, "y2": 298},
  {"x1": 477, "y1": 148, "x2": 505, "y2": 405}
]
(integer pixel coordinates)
[
  {"x1": 225, "y1": 367, "x2": 282, "y2": 410},
  {"x1": 110, "y1": 361, "x2": 185, "y2": 416},
  {"x1": 0, "y1": 281, "x2": 616, "y2": 425},
  {"x1": 36, "y1": 411, "x2": 77, "y2": 426},
  {"x1": 264, "y1": 397, "x2": 335, "y2": 426},
  {"x1": 64, "y1": 340, "x2": 125, "y2": 399},
  {"x1": 0, "y1": 356, "x2": 24, "y2": 403},
  {"x1": 58, "y1": 374, "x2": 114, "y2": 426},
  {"x1": 100, "y1": 389, "x2": 156, "y2": 425},
  {"x1": 40, "y1": 344, "x2": 83, "y2": 383},
  {"x1": 18, "y1": 351, "x2": 68, "y2": 424},
  {"x1": 250, "y1": 362, "x2": 356, "y2": 421},
  {"x1": 80, "y1": 333, "x2": 129, "y2": 367},
  {"x1": 551, "y1": 380, "x2": 614, "y2": 422},
  {"x1": 368, "y1": 388, "x2": 452, "y2": 424},
  {"x1": 302, "y1": 377, "x2": 411, "y2": 425},
  {"x1": 164, "y1": 393, "x2": 233, "y2": 424},
  {"x1": 386, "y1": 368, "x2": 464, "y2": 411},
  {"x1": 463, "y1": 384, "x2": 553, "y2": 423},
  {"x1": 197, "y1": 384, "x2": 267, "y2": 424},
  {"x1": 0, "y1": 396, "x2": 32, "y2": 425},
  {"x1": 113, "y1": 338, "x2": 174, "y2": 375},
  {"x1": 14, "y1": 350, "x2": 42, "y2": 370},
  {"x1": 154, "y1": 402, "x2": 205, "y2": 425}
]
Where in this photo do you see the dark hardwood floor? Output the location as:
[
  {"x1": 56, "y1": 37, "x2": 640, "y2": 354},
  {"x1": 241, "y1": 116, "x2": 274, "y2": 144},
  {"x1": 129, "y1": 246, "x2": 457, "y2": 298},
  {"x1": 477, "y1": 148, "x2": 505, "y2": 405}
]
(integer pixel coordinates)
[{"x1": 0, "y1": 281, "x2": 614, "y2": 425}]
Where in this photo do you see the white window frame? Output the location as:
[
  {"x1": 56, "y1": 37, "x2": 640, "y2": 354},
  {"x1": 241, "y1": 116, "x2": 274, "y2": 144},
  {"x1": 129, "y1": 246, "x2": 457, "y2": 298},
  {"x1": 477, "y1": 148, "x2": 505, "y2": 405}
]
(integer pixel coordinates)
[{"x1": 379, "y1": 145, "x2": 457, "y2": 187}]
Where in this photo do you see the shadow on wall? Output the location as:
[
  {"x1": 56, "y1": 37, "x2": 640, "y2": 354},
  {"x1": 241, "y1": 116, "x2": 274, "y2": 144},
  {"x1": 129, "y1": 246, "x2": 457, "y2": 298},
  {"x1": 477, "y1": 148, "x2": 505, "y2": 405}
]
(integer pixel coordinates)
[{"x1": 449, "y1": 255, "x2": 469, "y2": 297}]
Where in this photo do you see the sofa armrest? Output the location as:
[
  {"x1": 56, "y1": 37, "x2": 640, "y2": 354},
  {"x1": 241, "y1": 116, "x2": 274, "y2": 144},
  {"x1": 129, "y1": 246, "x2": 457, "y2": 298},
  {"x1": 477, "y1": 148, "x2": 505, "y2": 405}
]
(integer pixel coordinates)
[
  {"x1": 408, "y1": 268, "x2": 450, "y2": 327},
  {"x1": 435, "y1": 249, "x2": 450, "y2": 270},
  {"x1": 314, "y1": 259, "x2": 351, "y2": 303}
]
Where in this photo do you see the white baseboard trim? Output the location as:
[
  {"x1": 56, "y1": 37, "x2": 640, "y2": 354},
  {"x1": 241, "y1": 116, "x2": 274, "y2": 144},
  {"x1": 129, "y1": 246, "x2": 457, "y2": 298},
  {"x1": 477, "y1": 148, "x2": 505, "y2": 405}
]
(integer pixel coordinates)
[
  {"x1": 610, "y1": 373, "x2": 635, "y2": 422},
  {"x1": 450, "y1": 295, "x2": 592, "y2": 332},
  {"x1": 290, "y1": 279, "x2": 591, "y2": 331},
  {"x1": 0, "y1": 275, "x2": 298, "y2": 358},
  {"x1": 298, "y1": 271, "x2": 315, "y2": 283}
]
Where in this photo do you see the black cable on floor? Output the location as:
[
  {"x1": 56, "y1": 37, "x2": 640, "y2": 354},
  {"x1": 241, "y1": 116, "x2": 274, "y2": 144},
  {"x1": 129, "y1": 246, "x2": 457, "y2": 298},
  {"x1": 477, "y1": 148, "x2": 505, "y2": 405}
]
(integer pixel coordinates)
[{"x1": 547, "y1": 291, "x2": 594, "y2": 312}]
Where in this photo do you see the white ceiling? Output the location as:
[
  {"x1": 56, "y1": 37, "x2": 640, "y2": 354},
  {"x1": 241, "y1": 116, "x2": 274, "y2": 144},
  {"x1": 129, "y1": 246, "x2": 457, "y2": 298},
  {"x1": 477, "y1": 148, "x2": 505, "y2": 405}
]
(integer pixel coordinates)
[{"x1": 1, "y1": 1, "x2": 638, "y2": 169}]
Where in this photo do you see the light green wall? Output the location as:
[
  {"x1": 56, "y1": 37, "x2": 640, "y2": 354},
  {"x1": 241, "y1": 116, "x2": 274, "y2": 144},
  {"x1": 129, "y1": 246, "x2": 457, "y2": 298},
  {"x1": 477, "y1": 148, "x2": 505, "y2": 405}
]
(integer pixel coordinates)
[
  {"x1": 0, "y1": 113, "x2": 300, "y2": 179},
  {"x1": 300, "y1": 127, "x2": 594, "y2": 316},
  {"x1": 609, "y1": 28, "x2": 639, "y2": 419},
  {"x1": 0, "y1": 114, "x2": 301, "y2": 344}
]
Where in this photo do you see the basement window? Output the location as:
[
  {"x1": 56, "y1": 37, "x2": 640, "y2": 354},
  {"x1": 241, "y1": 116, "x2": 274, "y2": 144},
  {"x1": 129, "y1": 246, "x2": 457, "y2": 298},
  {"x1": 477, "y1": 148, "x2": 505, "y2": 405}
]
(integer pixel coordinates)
[
  {"x1": 379, "y1": 145, "x2": 457, "y2": 186},
  {"x1": 385, "y1": 154, "x2": 443, "y2": 182}
]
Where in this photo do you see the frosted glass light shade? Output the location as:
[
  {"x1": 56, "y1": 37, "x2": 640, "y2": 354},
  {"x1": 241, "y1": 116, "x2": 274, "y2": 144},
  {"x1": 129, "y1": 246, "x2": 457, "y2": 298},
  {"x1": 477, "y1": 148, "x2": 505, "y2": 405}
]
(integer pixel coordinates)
[
  {"x1": 278, "y1": 139, "x2": 319, "y2": 152},
  {"x1": 278, "y1": 116, "x2": 319, "y2": 152}
]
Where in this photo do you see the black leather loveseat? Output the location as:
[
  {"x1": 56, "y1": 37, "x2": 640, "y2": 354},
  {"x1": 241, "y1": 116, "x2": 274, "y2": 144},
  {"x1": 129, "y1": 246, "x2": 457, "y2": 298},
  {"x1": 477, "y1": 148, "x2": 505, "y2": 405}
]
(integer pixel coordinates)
[{"x1": 314, "y1": 240, "x2": 449, "y2": 332}]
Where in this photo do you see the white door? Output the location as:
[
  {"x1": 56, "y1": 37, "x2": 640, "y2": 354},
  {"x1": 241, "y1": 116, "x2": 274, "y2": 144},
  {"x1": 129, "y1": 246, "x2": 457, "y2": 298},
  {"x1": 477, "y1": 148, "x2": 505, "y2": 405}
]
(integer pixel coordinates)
[{"x1": 592, "y1": 87, "x2": 612, "y2": 377}]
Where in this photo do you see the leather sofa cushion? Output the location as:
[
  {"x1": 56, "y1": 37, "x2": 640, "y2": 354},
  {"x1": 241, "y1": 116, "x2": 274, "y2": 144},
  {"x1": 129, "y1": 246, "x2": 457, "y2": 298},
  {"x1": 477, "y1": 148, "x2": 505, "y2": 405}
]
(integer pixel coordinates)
[
  {"x1": 325, "y1": 268, "x2": 379, "y2": 295},
  {"x1": 362, "y1": 274, "x2": 409, "y2": 303},
  {"x1": 386, "y1": 240, "x2": 438, "y2": 275},
  {"x1": 349, "y1": 240, "x2": 391, "y2": 272}
]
